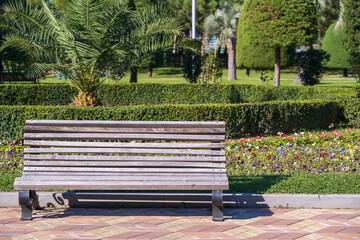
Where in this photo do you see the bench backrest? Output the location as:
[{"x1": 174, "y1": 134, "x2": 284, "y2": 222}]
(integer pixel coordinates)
[{"x1": 22, "y1": 120, "x2": 227, "y2": 190}]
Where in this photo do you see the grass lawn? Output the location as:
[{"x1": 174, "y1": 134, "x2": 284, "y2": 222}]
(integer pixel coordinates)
[{"x1": 37, "y1": 67, "x2": 359, "y2": 85}]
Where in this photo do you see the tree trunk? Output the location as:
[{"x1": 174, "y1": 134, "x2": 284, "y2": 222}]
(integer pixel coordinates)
[
  {"x1": 343, "y1": 68, "x2": 348, "y2": 77},
  {"x1": 180, "y1": 52, "x2": 184, "y2": 65},
  {"x1": 274, "y1": 46, "x2": 281, "y2": 86},
  {"x1": 130, "y1": 68, "x2": 137, "y2": 83},
  {"x1": 211, "y1": 45, "x2": 218, "y2": 83},
  {"x1": 106, "y1": 68, "x2": 111, "y2": 83},
  {"x1": 147, "y1": 66, "x2": 152, "y2": 78},
  {"x1": 294, "y1": 46, "x2": 311, "y2": 85},
  {"x1": 0, "y1": 60, "x2": 3, "y2": 82},
  {"x1": 227, "y1": 38, "x2": 237, "y2": 80},
  {"x1": 246, "y1": 68, "x2": 250, "y2": 77}
]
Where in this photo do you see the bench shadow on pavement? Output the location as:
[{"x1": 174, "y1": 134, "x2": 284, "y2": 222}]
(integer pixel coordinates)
[{"x1": 34, "y1": 175, "x2": 288, "y2": 220}]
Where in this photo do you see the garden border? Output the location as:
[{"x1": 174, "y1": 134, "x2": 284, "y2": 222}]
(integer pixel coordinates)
[{"x1": 1, "y1": 192, "x2": 359, "y2": 209}]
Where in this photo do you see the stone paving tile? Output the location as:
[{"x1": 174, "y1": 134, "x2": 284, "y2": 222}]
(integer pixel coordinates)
[{"x1": 0, "y1": 208, "x2": 360, "y2": 239}]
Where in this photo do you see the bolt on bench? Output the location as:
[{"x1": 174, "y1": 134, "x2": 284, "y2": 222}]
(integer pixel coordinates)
[{"x1": 14, "y1": 120, "x2": 228, "y2": 221}]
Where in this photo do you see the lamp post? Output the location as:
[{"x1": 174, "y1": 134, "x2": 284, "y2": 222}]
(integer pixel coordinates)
[
  {"x1": 192, "y1": 0, "x2": 196, "y2": 39},
  {"x1": 191, "y1": 0, "x2": 196, "y2": 81}
]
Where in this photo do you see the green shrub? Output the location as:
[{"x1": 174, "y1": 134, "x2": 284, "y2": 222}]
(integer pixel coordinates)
[
  {"x1": 322, "y1": 23, "x2": 351, "y2": 72},
  {"x1": 0, "y1": 84, "x2": 357, "y2": 106},
  {"x1": 0, "y1": 100, "x2": 342, "y2": 143}
]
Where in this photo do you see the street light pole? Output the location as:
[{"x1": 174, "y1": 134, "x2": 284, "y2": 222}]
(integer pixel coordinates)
[
  {"x1": 191, "y1": 0, "x2": 196, "y2": 81},
  {"x1": 192, "y1": 0, "x2": 196, "y2": 39}
]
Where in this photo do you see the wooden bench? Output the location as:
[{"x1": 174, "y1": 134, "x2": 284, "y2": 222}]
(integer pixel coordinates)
[{"x1": 14, "y1": 120, "x2": 228, "y2": 221}]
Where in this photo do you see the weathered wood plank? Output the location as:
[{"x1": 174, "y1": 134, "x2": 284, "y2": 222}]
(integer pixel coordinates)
[
  {"x1": 22, "y1": 172, "x2": 228, "y2": 177},
  {"x1": 14, "y1": 180, "x2": 229, "y2": 191},
  {"x1": 24, "y1": 126, "x2": 225, "y2": 134},
  {"x1": 24, "y1": 133, "x2": 225, "y2": 141},
  {"x1": 23, "y1": 167, "x2": 226, "y2": 173},
  {"x1": 17, "y1": 175, "x2": 228, "y2": 181},
  {"x1": 25, "y1": 120, "x2": 225, "y2": 128},
  {"x1": 23, "y1": 155, "x2": 226, "y2": 162},
  {"x1": 23, "y1": 161, "x2": 225, "y2": 168},
  {"x1": 23, "y1": 148, "x2": 225, "y2": 156},
  {"x1": 23, "y1": 141, "x2": 225, "y2": 149}
]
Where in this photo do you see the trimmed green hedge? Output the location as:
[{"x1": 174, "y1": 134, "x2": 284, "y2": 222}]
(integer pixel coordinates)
[
  {"x1": 0, "y1": 100, "x2": 342, "y2": 142},
  {"x1": 0, "y1": 83, "x2": 357, "y2": 106}
]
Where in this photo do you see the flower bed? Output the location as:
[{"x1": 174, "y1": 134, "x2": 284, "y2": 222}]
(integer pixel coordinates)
[{"x1": 226, "y1": 129, "x2": 360, "y2": 175}]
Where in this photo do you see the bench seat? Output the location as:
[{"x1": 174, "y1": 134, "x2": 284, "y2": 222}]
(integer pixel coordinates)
[{"x1": 15, "y1": 120, "x2": 228, "y2": 221}]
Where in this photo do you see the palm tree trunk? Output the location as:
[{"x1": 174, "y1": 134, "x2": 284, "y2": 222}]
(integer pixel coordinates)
[
  {"x1": 130, "y1": 68, "x2": 138, "y2": 83},
  {"x1": 343, "y1": 68, "x2": 348, "y2": 77},
  {"x1": 246, "y1": 68, "x2": 250, "y2": 77},
  {"x1": 227, "y1": 38, "x2": 237, "y2": 80},
  {"x1": 274, "y1": 46, "x2": 281, "y2": 86}
]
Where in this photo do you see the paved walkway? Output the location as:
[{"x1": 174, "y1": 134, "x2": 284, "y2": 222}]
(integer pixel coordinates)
[{"x1": 0, "y1": 208, "x2": 359, "y2": 239}]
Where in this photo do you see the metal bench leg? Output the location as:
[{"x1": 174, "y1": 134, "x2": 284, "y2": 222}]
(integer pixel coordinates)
[
  {"x1": 19, "y1": 190, "x2": 33, "y2": 221},
  {"x1": 30, "y1": 190, "x2": 41, "y2": 210},
  {"x1": 212, "y1": 190, "x2": 223, "y2": 221}
]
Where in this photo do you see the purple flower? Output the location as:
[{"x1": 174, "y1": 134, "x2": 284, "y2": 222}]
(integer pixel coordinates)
[
  {"x1": 8, "y1": 150, "x2": 14, "y2": 155},
  {"x1": 352, "y1": 169, "x2": 357, "y2": 172}
]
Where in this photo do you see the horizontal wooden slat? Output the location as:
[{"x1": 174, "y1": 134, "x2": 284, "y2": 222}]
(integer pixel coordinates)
[
  {"x1": 24, "y1": 126, "x2": 225, "y2": 134},
  {"x1": 22, "y1": 172, "x2": 228, "y2": 177},
  {"x1": 24, "y1": 141, "x2": 225, "y2": 149},
  {"x1": 23, "y1": 148, "x2": 225, "y2": 156},
  {"x1": 14, "y1": 180, "x2": 229, "y2": 190},
  {"x1": 23, "y1": 155, "x2": 226, "y2": 162},
  {"x1": 23, "y1": 167, "x2": 226, "y2": 173},
  {"x1": 16, "y1": 175, "x2": 228, "y2": 181},
  {"x1": 23, "y1": 161, "x2": 225, "y2": 168},
  {"x1": 25, "y1": 120, "x2": 225, "y2": 128},
  {"x1": 24, "y1": 133, "x2": 225, "y2": 141}
]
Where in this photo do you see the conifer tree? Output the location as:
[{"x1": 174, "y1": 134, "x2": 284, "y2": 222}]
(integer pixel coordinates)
[
  {"x1": 239, "y1": 0, "x2": 317, "y2": 86},
  {"x1": 343, "y1": 0, "x2": 360, "y2": 81},
  {"x1": 322, "y1": 23, "x2": 350, "y2": 76}
]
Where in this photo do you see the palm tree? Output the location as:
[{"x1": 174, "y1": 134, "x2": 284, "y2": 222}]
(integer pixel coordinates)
[
  {"x1": 0, "y1": 0, "x2": 199, "y2": 104},
  {"x1": 315, "y1": 0, "x2": 344, "y2": 34},
  {"x1": 204, "y1": 1, "x2": 241, "y2": 80}
]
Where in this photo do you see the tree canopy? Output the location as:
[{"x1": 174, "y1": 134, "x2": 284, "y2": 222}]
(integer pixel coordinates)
[
  {"x1": 322, "y1": 23, "x2": 350, "y2": 70},
  {"x1": 239, "y1": 0, "x2": 317, "y2": 85},
  {"x1": 236, "y1": 21, "x2": 295, "y2": 71},
  {"x1": 343, "y1": 0, "x2": 360, "y2": 80}
]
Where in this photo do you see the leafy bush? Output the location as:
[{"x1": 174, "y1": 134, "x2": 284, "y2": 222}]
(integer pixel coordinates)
[
  {"x1": 322, "y1": 23, "x2": 350, "y2": 72},
  {"x1": 296, "y1": 48, "x2": 330, "y2": 86},
  {"x1": 0, "y1": 84, "x2": 357, "y2": 106},
  {"x1": 182, "y1": 53, "x2": 202, "y2": 83},
  {"x1": 0, "y1": 100, "x2": 342, "y2": 143}
]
